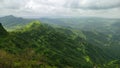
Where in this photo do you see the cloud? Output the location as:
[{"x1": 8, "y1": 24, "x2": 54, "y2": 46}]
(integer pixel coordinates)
[
  {"x1": 0, "y1": 0, "x2": 29, "y2": 9},
  {"x1": 0, "y1": 0, "x2": 120, "y2": 18},
  {"x1": 64, "y1": 0, "x2": 120, "y2": 9}
]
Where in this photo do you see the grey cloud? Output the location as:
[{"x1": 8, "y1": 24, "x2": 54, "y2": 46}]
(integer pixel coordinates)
[
  {"x1": 66, "y1": 0, "x2": 120, "y2": 9},
  {"x1": 0, "y1": 0, "x2": 28, "y2": 9},
  {"x1": 0, "y1": 0, "x2": 120, "y2": 18},
  {"x1": 1, "y1": 0, "x2": 120, "y2": 10}
]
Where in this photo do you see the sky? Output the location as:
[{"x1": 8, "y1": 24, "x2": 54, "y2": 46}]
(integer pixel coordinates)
[{"x1": 0, "y1": 0, "x2": 120, "y2": 18}]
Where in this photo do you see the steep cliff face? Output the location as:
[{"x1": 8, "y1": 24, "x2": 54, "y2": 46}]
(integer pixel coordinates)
[{"x1": 0, "y1": 23, "x2": 8, "y2": 37}]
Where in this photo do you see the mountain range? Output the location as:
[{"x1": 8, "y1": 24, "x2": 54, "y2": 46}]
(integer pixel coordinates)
[{"x1": 0, "y1": 15, "x2": 120, "y2": 68}]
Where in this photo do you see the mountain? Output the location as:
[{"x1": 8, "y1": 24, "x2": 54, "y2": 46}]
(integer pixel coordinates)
[
  {"x1": 1, "y1": 15, "x2": 119, "y2": 33},
  {"x1": 0, "y1": 16, "x2": 120, "y2": 68},
  {"x1": 40, "y1": 17, "x2": 120, "y2": 59},
  {"x1": 0, "y1": 15, "x2": 32, "y2": 30},
  {"x1": 0, "y1": 21, "x2": 116, "y2": 68},
  {"x1": 40, "y1": 17, "x2": 120, "y2": 34}
]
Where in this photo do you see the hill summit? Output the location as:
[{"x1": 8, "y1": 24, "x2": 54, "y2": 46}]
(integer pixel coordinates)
[{"x1": 0, "y1": 23, "x2": 8, "y2": 36}]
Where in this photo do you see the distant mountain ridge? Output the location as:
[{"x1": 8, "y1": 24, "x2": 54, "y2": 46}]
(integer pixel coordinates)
[
  {"x1": 40, "y1": 17, "x2": 120, "y2": 33},
  {"x1": 1, "y1": 15, "x2": 120, "y2": 33},
  {"x1": 0, "y1": 15, "x2": 32, "y2": 30}
]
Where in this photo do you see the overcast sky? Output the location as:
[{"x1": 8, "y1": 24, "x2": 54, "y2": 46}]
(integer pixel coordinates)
[{"x1": 0, "y1": 0, "x2": 120, "y2": 18}]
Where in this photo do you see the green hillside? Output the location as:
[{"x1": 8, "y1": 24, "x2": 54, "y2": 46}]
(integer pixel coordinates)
[
  {"x1": 0, "y1": 15, "x2": 120, "y2": 68},
  {"x1": 0, "y1": 21, "x2": 118, "y2": 68},
  {"x1": 40, "y1": 17, "x2": 120, "y2": 59}
]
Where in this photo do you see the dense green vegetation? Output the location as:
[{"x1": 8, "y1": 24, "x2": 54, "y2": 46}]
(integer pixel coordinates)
[
  {"x1": 40, "y1": 17, "x2": 120, "y2": 58},
  {"x1": 0, "y1": 23, "x2": 8, "y2": 37},
  {"x1": 0, "y1": 16, "x2": 120, "y2": 68}
]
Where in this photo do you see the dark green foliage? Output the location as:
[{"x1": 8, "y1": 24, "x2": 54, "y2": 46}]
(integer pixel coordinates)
[{"x1": 0, "y1": 23, "x2": 8, "y2": 37}]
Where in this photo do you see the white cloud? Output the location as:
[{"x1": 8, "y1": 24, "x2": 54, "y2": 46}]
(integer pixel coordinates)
[
  {"x1": 64, "y1": 0, "x2": 120, "y2": 9},
  {"x1": 0, "y1": 0, "x2": 120, "y2": 18}
]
